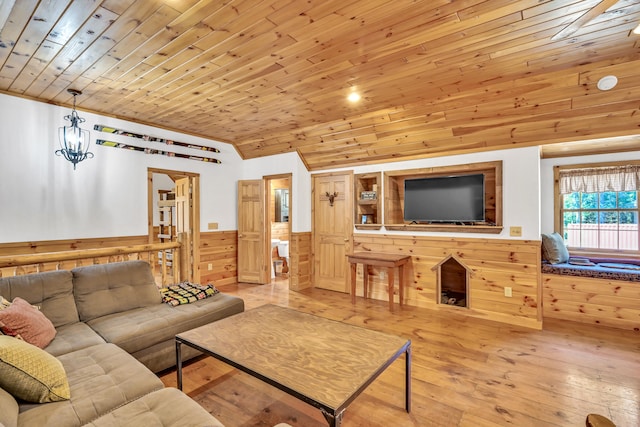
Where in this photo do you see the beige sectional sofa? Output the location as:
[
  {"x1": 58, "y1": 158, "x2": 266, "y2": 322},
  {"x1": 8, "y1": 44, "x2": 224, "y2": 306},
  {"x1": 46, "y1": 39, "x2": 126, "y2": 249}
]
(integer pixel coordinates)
[{"x1": 0, "y1": 260, "x2": 244, "y2": 426}]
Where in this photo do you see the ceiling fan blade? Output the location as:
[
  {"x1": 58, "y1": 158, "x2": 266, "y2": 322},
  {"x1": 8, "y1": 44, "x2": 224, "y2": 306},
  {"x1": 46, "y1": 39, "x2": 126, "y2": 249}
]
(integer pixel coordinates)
[{"x1": 551, "y1": 0, "x2": 621, "y2": 40}]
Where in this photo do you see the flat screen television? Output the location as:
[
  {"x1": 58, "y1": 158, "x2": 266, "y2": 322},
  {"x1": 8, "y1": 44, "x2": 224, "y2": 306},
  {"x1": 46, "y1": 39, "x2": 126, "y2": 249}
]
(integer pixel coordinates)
[{"x1": 403, "y1": 174, "x2": 485, "y2": 223}]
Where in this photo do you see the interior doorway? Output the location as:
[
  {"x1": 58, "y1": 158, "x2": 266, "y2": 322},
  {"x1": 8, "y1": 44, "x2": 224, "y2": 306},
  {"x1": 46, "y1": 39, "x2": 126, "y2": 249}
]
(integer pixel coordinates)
[
  {"x1": 265, "y1": 174, "x2": 292, "y2": 285},
  {"x1": 147, "y1": 168, "x2": 200, "y2": 282}
]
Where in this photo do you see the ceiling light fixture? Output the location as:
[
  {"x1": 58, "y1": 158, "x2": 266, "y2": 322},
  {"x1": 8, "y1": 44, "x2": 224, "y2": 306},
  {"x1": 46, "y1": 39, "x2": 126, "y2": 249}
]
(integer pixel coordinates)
[
  {"x1": 347, "y1": 92, "x2": 361, "y2": 103},
  {"x1": 56, "y1": 89, "x2": 93, "y2": 169},
  {"x1": 596, "y1": 75, "x2": 618, "y2": 91},
  {"x1": 633, "y1": 23, "x2": 640, "y2": 35}
]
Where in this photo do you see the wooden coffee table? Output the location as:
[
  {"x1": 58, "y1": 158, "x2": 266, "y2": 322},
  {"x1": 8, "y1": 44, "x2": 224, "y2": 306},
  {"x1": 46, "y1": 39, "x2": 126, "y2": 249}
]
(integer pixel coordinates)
[{"x1": 175, "y1": 304, "x2": 411, "y2": 426}]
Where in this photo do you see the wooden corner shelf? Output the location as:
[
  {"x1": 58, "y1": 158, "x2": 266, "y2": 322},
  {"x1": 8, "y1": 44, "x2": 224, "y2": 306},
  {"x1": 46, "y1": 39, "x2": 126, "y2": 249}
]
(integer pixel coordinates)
[{"x1": 354, "y1": 172, "x2": 382, "y2": 228}]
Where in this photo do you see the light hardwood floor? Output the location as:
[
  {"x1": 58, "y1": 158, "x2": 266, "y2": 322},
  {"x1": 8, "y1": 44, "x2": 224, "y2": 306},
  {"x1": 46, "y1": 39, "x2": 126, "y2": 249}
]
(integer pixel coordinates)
[{"x1": 160, "y1": 279, "x2": 639, "y2": 427}]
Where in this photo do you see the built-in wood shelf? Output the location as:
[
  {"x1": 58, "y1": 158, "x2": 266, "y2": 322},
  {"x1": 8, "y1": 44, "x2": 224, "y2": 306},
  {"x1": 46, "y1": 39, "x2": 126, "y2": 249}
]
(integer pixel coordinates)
[
  {"x1": 383, "y1": 161, "x2": 503, "y2": 233},
  {"x1": 384, "y1": 224, "x2": 503, "y2": 233},
  {"x1": 354, "y1": 172, "x2": 382, "y2": 228},
  {"x1": 354, "y1": 224, "x2": 383, "y2": 230}
]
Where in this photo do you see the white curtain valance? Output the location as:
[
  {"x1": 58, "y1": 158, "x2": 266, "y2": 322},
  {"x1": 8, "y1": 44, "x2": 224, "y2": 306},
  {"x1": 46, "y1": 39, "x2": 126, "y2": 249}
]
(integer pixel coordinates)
[{"x1": 559, "y1": 165, "x2": 640, "y2": 194}]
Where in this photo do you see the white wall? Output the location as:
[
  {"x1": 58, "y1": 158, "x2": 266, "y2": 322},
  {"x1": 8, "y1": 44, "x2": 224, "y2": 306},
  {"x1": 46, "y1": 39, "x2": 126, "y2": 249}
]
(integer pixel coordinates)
[
  {"x1": 0, "y1": 93, "x2": 243, "y2": 242},
  {"x1": 540, "y1": 150, "x2": 640, "y2": 234}
]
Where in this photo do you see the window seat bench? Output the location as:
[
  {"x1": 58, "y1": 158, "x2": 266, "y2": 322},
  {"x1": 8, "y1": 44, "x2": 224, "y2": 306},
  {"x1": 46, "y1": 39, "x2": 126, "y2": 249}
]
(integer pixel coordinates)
[{"x1": 542, "y1": 257, "x2": 640, "y2": 331}]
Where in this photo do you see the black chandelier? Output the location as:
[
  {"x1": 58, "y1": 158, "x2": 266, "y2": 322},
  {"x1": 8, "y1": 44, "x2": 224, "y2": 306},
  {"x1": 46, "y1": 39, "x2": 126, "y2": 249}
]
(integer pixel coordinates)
[{"x1": 56, "y1": 89, "x2": 93, "y2": 169}]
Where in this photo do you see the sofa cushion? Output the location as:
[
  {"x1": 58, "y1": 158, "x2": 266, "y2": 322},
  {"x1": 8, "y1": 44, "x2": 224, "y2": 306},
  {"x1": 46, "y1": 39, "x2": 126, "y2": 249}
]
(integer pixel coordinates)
[
  {"x1": 83, "y1": 387, "x2": 224, "y2": 427},
  {"x1": 0, "y1": 297, "x2": 57, "y2": 348},
  {"x1": 86, "y1": 293, "x2": 244, "y2": 356},
  {"x1": 72, "y1": 261, "x2": 161, "y2": 322},
  {"x1": 44, "y1": 322, "x2": 106, "y2": 357},
  {"x1": 0, "y1": 387, "x2": 18, "y2": 427},
  {"x1": 17, "y1": 343, "x2": 163, "y2": 427},
  {"x1": 541, "y1": 232, "x2": 570, "y2": 264},
  {"x1": 0, "y1": 336, "x2": 70, "y2": 403},
  {"x1": 0, "y1": 270, "x2": 79, "y2": 328}
]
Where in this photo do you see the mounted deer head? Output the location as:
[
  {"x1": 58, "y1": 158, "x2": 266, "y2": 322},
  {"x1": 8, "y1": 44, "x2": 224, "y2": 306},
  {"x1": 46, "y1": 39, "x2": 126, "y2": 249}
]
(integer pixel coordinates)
[{"x1": 325, "y1": 191, "x2": 338, "y2": 206}]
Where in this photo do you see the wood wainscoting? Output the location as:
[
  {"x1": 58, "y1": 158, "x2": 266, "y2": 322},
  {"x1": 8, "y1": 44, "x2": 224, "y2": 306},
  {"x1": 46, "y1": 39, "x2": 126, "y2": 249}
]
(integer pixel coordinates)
[
  {"x1": 0, "y1": 230, "x2": 312, "y2": 290},
  {"x1": 289, "y1": 232, "x2": 312, "y2": 291},
  {"x1": 543, "y1": 273, "x2": 640, "y2": 331},
  {"x1": 199, "y1": 231, "x2": 238, "y2": 287},
  {"x1": 353, "y1": 234, "x2": 542, "y2": 329},
  {"x1": 199, "y1": 230, "x2": 311, "y2": 289},
  {"x1": 0, "y1": 233, "x2": 235, "y2": 286},
  {"x1": 270, "y1": 221, "x2": 290, "y2": 241}
]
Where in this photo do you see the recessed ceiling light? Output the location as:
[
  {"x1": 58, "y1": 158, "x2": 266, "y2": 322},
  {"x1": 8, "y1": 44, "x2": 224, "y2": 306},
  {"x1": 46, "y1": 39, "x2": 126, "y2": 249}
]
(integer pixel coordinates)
[
  {"x1": 633, "y1": 23, "x2": 640, "y2": 35},
  {"x1": 347, "y1": 92, "x2": 361, "y2": 103},
  {"x1": 597, "y1": 75, "x2": 618, "y2": 91}
]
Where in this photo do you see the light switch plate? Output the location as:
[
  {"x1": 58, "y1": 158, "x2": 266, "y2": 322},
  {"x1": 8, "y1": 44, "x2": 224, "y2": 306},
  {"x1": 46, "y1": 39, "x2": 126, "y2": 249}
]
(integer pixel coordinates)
[{"x1": 510, "y1": 226, "x2": 522, "y2": 237}]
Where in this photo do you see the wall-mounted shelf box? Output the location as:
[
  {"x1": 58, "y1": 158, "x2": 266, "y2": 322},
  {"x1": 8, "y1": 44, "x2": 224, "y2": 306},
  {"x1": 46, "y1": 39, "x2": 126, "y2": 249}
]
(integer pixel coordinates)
[{"x1": 354, "y1": 172, "x2": 382, "y2": 230}]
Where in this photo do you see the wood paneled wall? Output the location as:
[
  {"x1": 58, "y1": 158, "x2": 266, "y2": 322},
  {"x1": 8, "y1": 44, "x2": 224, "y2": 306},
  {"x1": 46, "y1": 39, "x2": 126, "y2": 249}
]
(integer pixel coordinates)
[
  {"x1": 353, "y1": 234, "x2": 542, "y2": 329},
  {"x1": 0, "y1": 231, "x2": 540, "y2": 327},
  {"x1": 270, "y1": 222, "x2": 289, "y2": 241},
  {"x1": 199, "y1": 231, "x2": 238, "y2": 287},
  {"x1": 0, "y1": 229, "x2": 309, "y2": 290},
  {"x1": 543, "y1": 273, "x2": 640, "y2": 331},
  {"x1": 289, "y1": 232, "x2": 312, "y2": 291}
]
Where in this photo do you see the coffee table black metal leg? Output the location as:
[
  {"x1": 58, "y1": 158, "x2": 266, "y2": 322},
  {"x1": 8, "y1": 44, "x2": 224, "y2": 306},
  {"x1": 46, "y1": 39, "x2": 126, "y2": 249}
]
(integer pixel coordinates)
[
  {"x1": 321, "y1": 409, "x2": 343, "y2": 427},
  {"x1": 406, "y1": 345, "x2": 412, "y2": 413},
  {"x1": 176, "y1": 340, "x2": 183, "y2": 390}
]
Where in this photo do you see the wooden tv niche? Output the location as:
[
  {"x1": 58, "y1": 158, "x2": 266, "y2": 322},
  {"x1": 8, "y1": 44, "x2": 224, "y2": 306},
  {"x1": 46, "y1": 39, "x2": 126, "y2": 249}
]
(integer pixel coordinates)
[{"x1": 384, "y1": 161, "x2": 503, "y2": 233}]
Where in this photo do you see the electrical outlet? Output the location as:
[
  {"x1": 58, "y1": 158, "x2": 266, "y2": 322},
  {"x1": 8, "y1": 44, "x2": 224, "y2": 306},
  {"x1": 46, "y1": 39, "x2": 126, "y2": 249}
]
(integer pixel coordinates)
[
  {"x1": 379, "y1": 271, "x2": 386, "y2": 280},
  {"x1": 208, "y1": 263, "x2": 213, "y2": 271},
  {"x1": 510, "y1": 226, "x2": 522, "y2": 237},
  {"x1": 504, "y1": 287, "x2": 512, "y2": 297}
]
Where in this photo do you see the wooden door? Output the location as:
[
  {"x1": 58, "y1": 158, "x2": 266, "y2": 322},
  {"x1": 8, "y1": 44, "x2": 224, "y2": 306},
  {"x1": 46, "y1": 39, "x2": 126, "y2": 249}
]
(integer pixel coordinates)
[
  {"x1": 312, "y1": 172, "x2": 353, "y2": 292},
  {"x1": 238, "y1": 180, "x2": 268, "y2": 284},
  {"x1": 175, "y1": 177, "x2": 190, "y2": 281}
]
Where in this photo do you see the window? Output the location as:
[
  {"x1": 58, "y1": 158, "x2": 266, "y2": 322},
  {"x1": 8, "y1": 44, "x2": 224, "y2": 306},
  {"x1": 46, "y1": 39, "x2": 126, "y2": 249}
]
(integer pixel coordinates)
[{"x1": 556, "y1": 163, "x2": 640, "y2": 253}]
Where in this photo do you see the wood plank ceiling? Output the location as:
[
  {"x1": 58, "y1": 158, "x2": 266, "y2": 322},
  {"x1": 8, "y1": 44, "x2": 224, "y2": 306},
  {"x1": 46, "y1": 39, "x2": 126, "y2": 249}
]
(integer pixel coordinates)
[{"x1": 1, "y1": 0, "x2": 639, "y2": 170}]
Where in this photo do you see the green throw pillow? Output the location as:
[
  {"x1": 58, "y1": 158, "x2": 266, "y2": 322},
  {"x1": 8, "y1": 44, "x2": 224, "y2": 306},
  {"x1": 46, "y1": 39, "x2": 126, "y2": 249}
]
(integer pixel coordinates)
[
  {"x1": 541, "y1": 232, "x2": 570, "y2": 264},
  {"x1": 0, "y1": 335, "x2": 70, "y2": 403}
]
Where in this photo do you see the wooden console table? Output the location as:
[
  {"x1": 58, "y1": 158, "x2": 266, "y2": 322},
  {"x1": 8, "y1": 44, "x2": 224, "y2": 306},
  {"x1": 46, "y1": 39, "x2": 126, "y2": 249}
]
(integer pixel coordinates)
[{"x1": 347, "y1": 252, "x2": 411, "y2": 310}]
